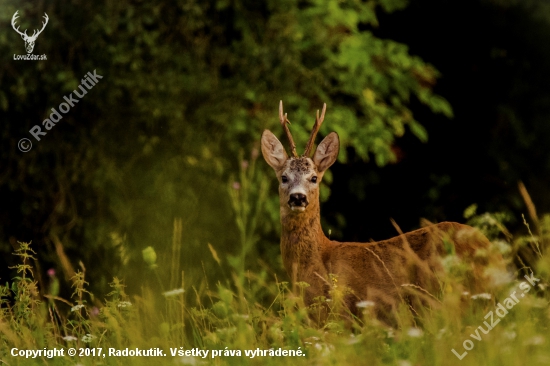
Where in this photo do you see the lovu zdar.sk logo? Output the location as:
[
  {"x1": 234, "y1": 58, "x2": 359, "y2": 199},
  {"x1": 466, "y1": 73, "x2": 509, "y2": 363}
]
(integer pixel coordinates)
[{"x1": 11, "y1": 10, "x2": 48, "y2": 60}]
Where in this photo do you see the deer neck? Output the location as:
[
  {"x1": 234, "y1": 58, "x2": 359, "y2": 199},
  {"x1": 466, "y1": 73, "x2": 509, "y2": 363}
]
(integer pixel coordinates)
[{"x1": 280, "y1": 201, "x2": 327, "y2": 278}]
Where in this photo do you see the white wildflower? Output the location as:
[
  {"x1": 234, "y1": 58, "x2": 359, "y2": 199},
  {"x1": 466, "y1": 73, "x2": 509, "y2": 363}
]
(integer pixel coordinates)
[
  {"x1": 347, "y1": 334, "x2": 361, "y2": 345},
  {"x1": 356, "y1": 300, "x2": 375, "y2": 308},
  {"x1": 81, "y1": 334, "x2": 96, "y2": 343},
  {"x1": 163, "y1": 288, "x2": 185, "y2": 297},
  {"x1": 407, "y1": 327, "x2": 423, "y2": 338},
  {"x1": 71, "y1": 304, "x2": 85, "y2": 312},
  {"x1": 313, "y1": 343, "x2": 333, "y2": 357},
  {"x1": 524, "y1": 335, "x2": 545, "y2": 346},
  {"x1": 486, "y1": 268, "x2": 514, "y2": 286},
  {"x1": 117, "y1": 301, "x2": 132, "y2": 308},
  {"x1": 62, "y1": 335, "x2": 78, "y2": 341},
  {"x1": 471, "y1": 293, "x2": 492, "y2": 300}
]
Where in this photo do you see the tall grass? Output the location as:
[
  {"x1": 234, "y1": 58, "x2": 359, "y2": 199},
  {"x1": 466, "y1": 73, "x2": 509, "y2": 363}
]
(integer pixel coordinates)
[{"x1": 1, "y1": 185, "x2": 549, "y2": 365}]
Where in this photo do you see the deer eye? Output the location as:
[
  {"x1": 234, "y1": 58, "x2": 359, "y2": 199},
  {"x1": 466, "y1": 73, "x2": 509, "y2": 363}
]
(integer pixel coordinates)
[
  {"x1": 311, "y1": 176, "x2": 317, "y2": 183},
  {"x1": 281, "y1": 176, "x2": 288, "y2": 183}
]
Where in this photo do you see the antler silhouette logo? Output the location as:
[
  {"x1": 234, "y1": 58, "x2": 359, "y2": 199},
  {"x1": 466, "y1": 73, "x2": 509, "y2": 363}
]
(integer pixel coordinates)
[{"x1": 11, "y1": 11, "x2": 49, "y2": 54}]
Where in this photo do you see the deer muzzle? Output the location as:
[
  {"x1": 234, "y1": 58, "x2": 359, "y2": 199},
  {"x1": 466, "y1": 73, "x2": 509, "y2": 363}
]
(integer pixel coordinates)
[{"x1": 288, "y1": 193, "x2": 308, "y2": 211}]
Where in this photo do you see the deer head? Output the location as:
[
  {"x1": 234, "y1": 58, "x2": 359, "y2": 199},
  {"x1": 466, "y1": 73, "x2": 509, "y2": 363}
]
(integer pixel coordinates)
[
  {"x1": 11, "y1": 11, "x2": 49, "y2": 54},
  {"x1": 261, "y1": 101, "x2": 339, "y2": 216}
]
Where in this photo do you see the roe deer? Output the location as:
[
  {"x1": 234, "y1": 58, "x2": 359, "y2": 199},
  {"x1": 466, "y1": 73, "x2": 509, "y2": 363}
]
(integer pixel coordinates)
[{"x1": 261, "y1": 101, "x2": 505, "y2": 324}]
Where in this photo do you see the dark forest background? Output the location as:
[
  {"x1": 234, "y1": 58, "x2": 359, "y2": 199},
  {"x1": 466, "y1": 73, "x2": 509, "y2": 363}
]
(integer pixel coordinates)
[{"x1": 1, "y1": 0, "x2": 549, "y2": 297}]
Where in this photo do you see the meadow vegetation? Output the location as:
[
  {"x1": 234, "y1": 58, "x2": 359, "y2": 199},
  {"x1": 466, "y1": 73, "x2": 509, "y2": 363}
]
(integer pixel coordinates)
[
  {"x1": 1, "y1": 198, "x2": 549, "y2": 366},
  {"x1": 2, "y1": 1, "x2": 550, "y2": 365}
]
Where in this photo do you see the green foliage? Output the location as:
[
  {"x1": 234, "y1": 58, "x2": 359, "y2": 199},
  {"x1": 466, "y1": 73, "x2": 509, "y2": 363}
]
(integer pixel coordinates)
[
  {"x1": 227, "y1": 149, "x2": 269, "y2": 276},
  {"x1": 0, "y1": 0, "x2": 450, "y2": 294},
  {"x1": 1, "y1": 1, "x2": 550, "y2": 363},
  {"x1": 0, "y1": 226, "x2": 549, "y2": 366}
]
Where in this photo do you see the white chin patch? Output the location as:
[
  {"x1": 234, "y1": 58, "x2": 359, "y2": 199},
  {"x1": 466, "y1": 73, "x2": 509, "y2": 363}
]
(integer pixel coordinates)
[{"x1": 290, "y1": 206, "x2": 306, "y2": 212}]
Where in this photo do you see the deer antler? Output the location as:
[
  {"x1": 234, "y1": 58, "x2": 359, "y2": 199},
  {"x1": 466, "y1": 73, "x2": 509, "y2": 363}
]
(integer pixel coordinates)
[
  {"x1": 279, "y1": 100, "x2": 298, "y2": 158},
  {"x1": 11, "y1": 11, "x2": 49, "y2": 40},
  {"x1": 11, "y1": 11, "x2": 28, "y2": 38},
  {"x1": 32, "y1": 13, "x2": 49, "y2": 39},
  {"x1": 303, "y1": 103, "x2": 327, "y2": 157}
]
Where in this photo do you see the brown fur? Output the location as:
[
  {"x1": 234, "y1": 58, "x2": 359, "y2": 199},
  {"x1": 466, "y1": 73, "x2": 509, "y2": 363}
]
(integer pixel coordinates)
[
  {"x1": 282, "y1": 206, "x2": 496, "y2": 322},
  {"x1": 261, "y1": 115, "x2": 504, "y2": 324}
]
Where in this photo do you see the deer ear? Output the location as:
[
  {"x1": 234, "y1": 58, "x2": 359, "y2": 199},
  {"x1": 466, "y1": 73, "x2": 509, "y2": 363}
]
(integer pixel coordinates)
[
  {"x1": 313, "y1": 132, "x2": 339, "y2": 172},
  {"x1": 261, "y1": 130, "x2": 288, "y2": 171}
]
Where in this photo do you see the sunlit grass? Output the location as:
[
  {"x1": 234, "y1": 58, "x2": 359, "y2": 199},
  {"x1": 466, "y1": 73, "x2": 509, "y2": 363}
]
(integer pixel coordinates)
[{"x1": 2, "y1": 176, "x2": 549, "y2": 366}]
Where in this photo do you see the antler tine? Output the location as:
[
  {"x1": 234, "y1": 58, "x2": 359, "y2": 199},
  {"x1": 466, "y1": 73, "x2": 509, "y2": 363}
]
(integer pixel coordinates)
[
  {"x1": 34, "y1": 13, "x2": 49, "y2": 38},
  {"x1": 303, "y1": 103, "x2": 327, "y2": 157},
  {"x1": 279, "y1": 100, "x2": 298, "y2": 157},
  {"x1": 11, "y1": 11, "x2": 26, "y2": 37}
]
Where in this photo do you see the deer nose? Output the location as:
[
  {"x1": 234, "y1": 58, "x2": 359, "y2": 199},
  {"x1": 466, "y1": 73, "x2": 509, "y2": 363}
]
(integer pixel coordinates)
[{"x1": 288, "y1": 193, "x2": 308, "y2": 207}]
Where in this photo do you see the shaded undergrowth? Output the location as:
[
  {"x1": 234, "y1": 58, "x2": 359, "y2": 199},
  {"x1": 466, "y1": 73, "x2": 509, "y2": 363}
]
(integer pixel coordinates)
[{"x1": 1, "y1": 203, "x2": 549, "y2": 365}]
